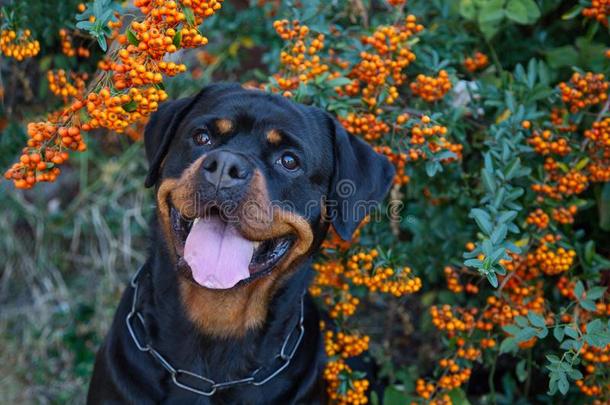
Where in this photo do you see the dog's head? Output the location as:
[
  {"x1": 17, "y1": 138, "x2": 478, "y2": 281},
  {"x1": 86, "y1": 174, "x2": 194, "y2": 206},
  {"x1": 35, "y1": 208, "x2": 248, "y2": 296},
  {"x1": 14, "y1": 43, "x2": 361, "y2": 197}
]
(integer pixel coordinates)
[{"x1": 145, "y1": 83, "x2": 394, "y2": 336}]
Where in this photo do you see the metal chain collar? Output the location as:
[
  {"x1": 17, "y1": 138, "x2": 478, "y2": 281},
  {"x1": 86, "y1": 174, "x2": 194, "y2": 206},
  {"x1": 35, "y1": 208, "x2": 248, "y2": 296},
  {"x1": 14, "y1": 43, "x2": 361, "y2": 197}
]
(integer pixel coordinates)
[{"x1": 125, "y1": 266, "x2": 305, "y2": 397}]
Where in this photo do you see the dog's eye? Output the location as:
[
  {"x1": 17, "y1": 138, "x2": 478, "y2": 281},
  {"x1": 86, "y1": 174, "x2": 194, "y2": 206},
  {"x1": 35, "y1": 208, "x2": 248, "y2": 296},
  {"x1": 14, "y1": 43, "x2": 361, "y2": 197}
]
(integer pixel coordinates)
[
  {"x1": 193, "y1": 128, "x2": 211, "y2": 146},
  {"x1": 278, "y1": 152, "x2": 299, "y2": 171}
]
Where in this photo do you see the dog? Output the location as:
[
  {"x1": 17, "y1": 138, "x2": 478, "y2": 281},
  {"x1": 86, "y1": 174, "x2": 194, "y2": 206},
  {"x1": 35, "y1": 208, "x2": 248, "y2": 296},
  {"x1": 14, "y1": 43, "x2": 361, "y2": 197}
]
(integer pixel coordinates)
[{"x1": 87, "y1": 83, "x2": 395, "y2": 404}]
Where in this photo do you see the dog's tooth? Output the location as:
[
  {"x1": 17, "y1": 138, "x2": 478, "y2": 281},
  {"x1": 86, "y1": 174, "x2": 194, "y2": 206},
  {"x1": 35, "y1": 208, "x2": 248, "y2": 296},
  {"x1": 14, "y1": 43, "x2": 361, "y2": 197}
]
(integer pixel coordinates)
[
  {"x1": 253, "y1": 241, "x2": 261, "y2": 250},
  {"x1": 193, "y1": 217, "x2": 200, "y2": 226}
]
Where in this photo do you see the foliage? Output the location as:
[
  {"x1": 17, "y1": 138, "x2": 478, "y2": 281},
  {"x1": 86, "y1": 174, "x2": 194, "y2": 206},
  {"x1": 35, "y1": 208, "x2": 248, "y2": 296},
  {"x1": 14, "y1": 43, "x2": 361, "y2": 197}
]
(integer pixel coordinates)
[{"x1": 1, "y1": 0, "x2": 610, "y2": 404}]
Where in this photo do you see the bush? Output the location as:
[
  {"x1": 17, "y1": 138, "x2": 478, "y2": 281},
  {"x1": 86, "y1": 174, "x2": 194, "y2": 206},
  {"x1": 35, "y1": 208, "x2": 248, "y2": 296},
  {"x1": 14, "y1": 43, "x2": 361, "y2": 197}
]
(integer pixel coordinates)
[{"x1": 1, "y1": 0, "x2": 609, "y2": 404}]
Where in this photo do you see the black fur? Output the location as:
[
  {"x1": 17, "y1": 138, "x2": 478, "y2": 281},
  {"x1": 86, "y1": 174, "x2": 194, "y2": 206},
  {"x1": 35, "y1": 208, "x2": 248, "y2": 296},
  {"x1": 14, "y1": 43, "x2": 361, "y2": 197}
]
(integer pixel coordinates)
[{"x1": 87, "y1": 83, "x2": 394, "y2": 404}]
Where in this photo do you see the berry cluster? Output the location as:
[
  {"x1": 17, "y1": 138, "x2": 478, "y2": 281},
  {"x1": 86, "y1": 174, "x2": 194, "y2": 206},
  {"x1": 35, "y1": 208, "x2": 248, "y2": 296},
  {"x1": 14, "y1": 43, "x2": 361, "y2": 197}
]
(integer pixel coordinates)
[
  {"x1": 463, "y1": 51, "x2": 489, "y2": 73},
  {"x1": 59, "y1": 29, "x2": 90, "y2": 58},
  {"x1": 559, "y1": 72, "x2": 608, "y2": 113},
  {"x1": 271, "y1": 20, "x2": 330, "y2": 95},
  {"x1": 4, "y1": 0, "x2": 222, "y2": 189},
  {"x1": 323, "y1": 359, "x2": 369, "y2": 405},
  {"x1": 410, "y1": 70, "x2": 452, "y2": 102},
  {"x1": 345, "y1": 249, "x2": 422, "y2": 297},
  {"x1": 584, "y1": 117, "x2": 610, "y2": 182},
  {"x1": 324, "y1": 330, "x2": 369, "y2": 359},
  {"x1": 532, "y1": 168, "x2": 589, "y2": 200},
  {"x1": 430, "y1": 305, "x2": 476, "y2": 334},
  {"x1": 526, "y1": 208, "x2": 550, "y2": 229},
  {"x1": 47, "y1": 70, "x2": 88, "y2": 103},
  {"x1": 339, "y1": 113, "x2": 390, "y2": 142},
  {"x1": 437, "y1": 358, "x2": 472, "y2": 390},
  {"x1": 444, "y1": 266, "x2": 463, "y2": 293},
  {"x1": 0, "y1": 29, "x2": 40, "y2": 61},
  {"x1": 346, "y1": 15, "x2": 422, "y2": 107},
  {"x1": 407, "y1": 115, "x2": 462, "y2": 162},
  {"x1": 374, "y1": 146, "x2": 409, "y2": 185},
  {"x1": 549, "y1": 108, "x2": 577, "y2": 132},
  {"x1": 528, "y1": 234, "x2": 576, "y2": 276},
  {"x1": 551, "y1": 205, "x2": 577, "y2": 224},
  {"x1": 527, "y1": 129, "x2": 571, "y2": 156},
  {"x1": 582, "y1": 0, "x2": 610, "y2": 26}
]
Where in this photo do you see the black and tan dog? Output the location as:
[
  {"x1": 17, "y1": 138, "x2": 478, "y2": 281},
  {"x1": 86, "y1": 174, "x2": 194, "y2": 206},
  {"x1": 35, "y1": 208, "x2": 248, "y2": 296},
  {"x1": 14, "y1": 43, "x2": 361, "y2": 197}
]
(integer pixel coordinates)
[{"x1": 87, "y1": 83, "x2": 394, "y2": 404}]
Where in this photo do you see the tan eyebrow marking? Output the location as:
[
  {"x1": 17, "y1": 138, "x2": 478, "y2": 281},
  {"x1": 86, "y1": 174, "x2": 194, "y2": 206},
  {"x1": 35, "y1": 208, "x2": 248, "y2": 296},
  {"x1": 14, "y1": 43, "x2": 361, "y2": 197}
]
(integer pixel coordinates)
[
  {"x1": 215, "y1": 119, "x2": 234, "y2": 135},
  {"x1": 266, "y1": 129, "x2": 282, "y2": 145}
]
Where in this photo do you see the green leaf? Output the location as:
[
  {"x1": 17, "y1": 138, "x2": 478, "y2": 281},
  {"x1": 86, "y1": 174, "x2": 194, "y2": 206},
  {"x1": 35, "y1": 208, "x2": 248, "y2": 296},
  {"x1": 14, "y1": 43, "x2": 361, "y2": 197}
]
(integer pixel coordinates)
[
  {"x1": 562, "y1": 5, "x2": 583, "y2": 20},
  {"x1": 546, "y1": 354, "x2": 560, "y2": 363},
  {"x1": 574, "y1": 281, "x2": 585, "y2": 300},
  {"x1": 498, "y1": 210, "x2": 518, "y2": 223},
  {"x1": 127, "y1": 29, "x2": 139, "y2": 46},
  {"x1": 500, "y1": 337, "x2": 517, "y2": 353},
  {"x1": 173, "y1": 30, "x2": 183, "y2": 48},
  {"x1": 557, "y1": 372, "x2": 569, "y2": 395},
  {"x1": 383, "y1": 386, "x2": 411, "y2": 405},
  {"x1": 568, "y1": 369, "x2": 583, "y2": 381},
  {"x1": 502, "y1": 324, "x2": 521, "y2": 335},
  {"x1": 586, "y1": 319, "x2": 603, "y2": 334},
  {"x1": 536, "y1": 327, "x2": 548, "y2": 339},
  {"x1": 515, "y1": 315, "x2": 528, "y2": 327},
  {"x1": 587, "y1": 286, "x2": 606, "y2": 300},
  {"x1": 478, "y1": 0, "x2": 505, "y2": 38},
  {"x1": 512, "y1": 0, "x2": 540, "y2": 24},
  {"x1": 459, "y1": 0, "x2": 477, "y2": 20},
  {"x1": 553, "y1": 326, "x2": 565, "y2": 342},
  {"x1": 482, "y1": 169, "x2": 496, "y2": 193},
  {"x1": 471, "y1": 208, "x2": 493, "y2": 234},
  {"x1": 370, "y1": 391, "x2": 379, "y2": 405},
  {"x1": 504, "y1": 158, "x2": 521, "y2": 180},
  {"x1": 96, "y1": 35, "x2": 108, "y2": 52},
  {"x1": 425, "y1": 161, "x2": 441, "y2": 177},
  {"x1": 505, "y1": 0, "x2": 528, "y2": 24},
  {"x1": 184, "y1": 7, "x2": 195, "y2": 26},
  {"x1": 490, "y1": 225, "x2": 508, "y2": 245},
  {"x1": 516, "y1": 359, "x2": 528, "y2": 382},
  {"x1": 478, "y1": 0, "x2": 504, "y2": 23},
  {"x1": 564, "y1": 326, "x2": 579, "y2": 339},
  {"x1": 486, "y1": 271, "x2": 498, "y2": 288},
  {"x1": 122, "y1": 101, "x2": 137, "y2": 112},
  {"x1": 580, "y1": 299, "x2": 598, "y2": 312},
  {"x1": 515, "y1": 327, "x2": 536, "y2": 342},
  {"x1": 76, "y1": 21, "x2": 94, "y2": 30},
  {"x1": 527, "y1": 312, "x2": 546, "y2": 328},
  {"x1": 489, "y1": 246, "x2": 506, "y2": 262},
  {"x1": 326, "y1": 77, "x2": 352, "y2": 87},
  {"x1": 584, "y1": 319, "x2": 610, "y2": 348},
  {"x1": 545, "y1": 46, "x2": 579, "y2": 68},
  {"x1": 464, "y1": 259, "x2": 484, "y2": 268}
]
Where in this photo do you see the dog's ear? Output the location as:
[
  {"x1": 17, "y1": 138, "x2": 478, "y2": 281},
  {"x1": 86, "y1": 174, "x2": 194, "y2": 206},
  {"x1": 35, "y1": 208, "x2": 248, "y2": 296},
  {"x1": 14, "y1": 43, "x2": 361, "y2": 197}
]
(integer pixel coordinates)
[
  {"x1": 144, "y1": 83, "x2": 242, "y2": 187},
  {"x1": 325, "y1": 114, "x2": 396, "y2": 241}
]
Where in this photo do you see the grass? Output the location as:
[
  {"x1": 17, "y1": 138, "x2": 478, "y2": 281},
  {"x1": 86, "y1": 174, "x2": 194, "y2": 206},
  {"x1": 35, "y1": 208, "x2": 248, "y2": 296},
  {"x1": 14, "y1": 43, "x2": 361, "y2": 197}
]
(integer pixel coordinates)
[{"x1": 0, "y1": 137, "x2": 152, "y2": 404}]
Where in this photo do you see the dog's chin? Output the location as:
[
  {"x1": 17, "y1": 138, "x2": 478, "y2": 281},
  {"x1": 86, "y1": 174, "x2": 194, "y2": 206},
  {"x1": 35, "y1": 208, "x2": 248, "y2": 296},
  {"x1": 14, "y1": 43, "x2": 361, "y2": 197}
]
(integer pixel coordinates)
[{"x1": 169, "y1": 205, "x2": 295, "y2": 290}]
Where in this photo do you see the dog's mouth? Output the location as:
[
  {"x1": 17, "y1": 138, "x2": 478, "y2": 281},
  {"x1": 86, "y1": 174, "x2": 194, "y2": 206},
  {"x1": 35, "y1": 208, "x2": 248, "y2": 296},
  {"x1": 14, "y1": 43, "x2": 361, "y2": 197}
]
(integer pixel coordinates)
[{"x1": 170, "y1": 205, "x2": 295, "y2": 290}]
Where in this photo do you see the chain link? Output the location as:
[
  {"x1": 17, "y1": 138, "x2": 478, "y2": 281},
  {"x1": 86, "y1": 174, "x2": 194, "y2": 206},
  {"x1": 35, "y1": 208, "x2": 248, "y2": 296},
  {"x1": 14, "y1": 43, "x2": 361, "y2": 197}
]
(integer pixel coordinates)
[{"x1": 125, "y1": 266, "x2": 305, "y2": 397}]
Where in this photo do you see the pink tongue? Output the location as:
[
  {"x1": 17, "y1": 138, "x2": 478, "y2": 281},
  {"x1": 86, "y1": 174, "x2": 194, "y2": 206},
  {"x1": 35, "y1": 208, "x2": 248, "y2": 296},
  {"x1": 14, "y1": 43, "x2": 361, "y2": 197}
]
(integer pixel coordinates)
[{"x1": 184, "y1": 216, "x2": 254, "y2": 289}]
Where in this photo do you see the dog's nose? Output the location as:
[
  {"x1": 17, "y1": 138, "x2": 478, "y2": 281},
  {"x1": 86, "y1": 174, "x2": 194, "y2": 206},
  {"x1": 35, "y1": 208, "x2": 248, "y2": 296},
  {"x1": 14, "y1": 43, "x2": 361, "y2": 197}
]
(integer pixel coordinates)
[{"x1": 202, "y1": 150, "x2": 252, "y2": 189}]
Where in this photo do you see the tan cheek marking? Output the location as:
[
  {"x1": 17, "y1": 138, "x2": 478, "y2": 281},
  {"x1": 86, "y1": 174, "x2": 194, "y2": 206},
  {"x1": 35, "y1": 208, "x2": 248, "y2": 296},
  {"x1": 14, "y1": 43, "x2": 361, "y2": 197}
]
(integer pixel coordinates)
[
  {"x1": 215, "y1": 119, "x2": 234, "y2": 135},
  {"x1": 266, "y1": 129, "x2": 282, "y2": 145},
  {"x1": 155, "y1": 157, "x2": 206, "y2": 255}
]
